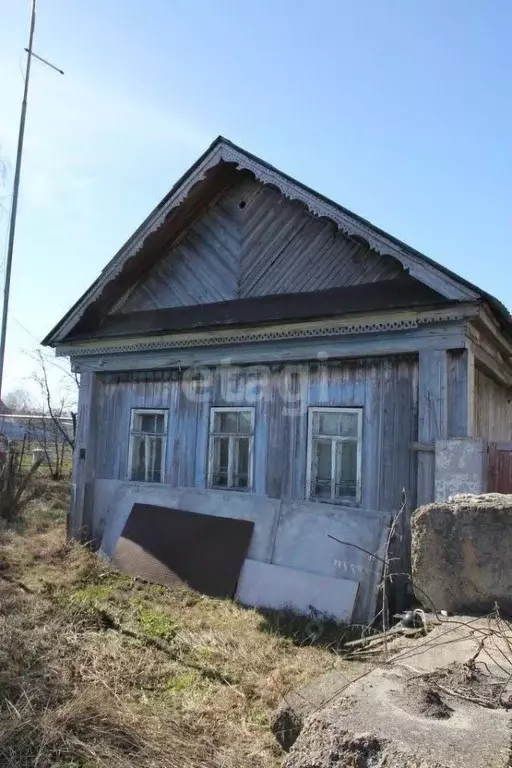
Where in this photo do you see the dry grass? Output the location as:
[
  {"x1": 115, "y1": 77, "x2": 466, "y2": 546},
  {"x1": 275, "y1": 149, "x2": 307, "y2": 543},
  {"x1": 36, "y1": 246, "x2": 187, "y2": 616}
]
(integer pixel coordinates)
[{"x1": 0, "y1": 484, "x2": 358, "y2": 767}]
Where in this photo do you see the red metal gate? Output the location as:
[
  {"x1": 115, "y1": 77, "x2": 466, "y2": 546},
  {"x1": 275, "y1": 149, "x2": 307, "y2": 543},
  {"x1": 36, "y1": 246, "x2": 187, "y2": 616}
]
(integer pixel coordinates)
[{"x1": 487, "y1": 443, "x2": 512, "y2": 493}]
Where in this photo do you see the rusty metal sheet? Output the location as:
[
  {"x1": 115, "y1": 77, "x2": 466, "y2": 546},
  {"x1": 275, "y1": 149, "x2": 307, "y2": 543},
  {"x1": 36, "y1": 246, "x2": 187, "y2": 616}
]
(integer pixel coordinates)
[{"x1": 111, "y1": 502, "x2": 254, "y2": 598}]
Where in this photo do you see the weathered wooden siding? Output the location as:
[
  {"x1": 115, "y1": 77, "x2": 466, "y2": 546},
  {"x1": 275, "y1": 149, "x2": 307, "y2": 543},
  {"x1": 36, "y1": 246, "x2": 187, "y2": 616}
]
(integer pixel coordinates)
[
  {"x1": 447, "y1": 349, "x2": 472, "y2": 438},
  {"x1": 474, "y1": 366, "x2": 512, "y2": 440},
  {"x1": 94, "y1": 355, "x2": 418, "y2": 513},
  {"x1": 70, "y1": 371, "x2": 98, "y2": 540},
  {"x1": 115, "y1": 174, "x2": 404, "y2": 313},
  {"x1": 488, "y1": 443, "x2": 512, "y2": 493}
]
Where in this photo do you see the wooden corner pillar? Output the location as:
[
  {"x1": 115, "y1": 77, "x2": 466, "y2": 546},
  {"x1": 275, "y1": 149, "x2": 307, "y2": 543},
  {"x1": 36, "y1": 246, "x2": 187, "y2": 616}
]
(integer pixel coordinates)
[
  {"x1": 417, "y1": 348, "x2": 473, "y2": 506},
  {"x1": 69, "y1": 371, "x2": 98, "y2": 541}
]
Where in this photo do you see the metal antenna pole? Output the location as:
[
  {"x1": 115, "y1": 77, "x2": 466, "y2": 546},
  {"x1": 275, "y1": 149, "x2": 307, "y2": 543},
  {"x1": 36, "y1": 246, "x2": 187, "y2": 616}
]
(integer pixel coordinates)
[
  {"x1": 0, "y1": 0, "x2": 64, "y2": 399},
  {"x1": 0, "y1": 0, "x2": 37, "y2": 399}
]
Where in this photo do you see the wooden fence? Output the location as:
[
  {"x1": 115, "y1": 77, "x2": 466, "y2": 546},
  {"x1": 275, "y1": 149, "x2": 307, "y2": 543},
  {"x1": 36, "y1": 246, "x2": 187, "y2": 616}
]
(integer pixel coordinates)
[{"x1": 487, "y1": 443, "x2": 512, "y2": 494}]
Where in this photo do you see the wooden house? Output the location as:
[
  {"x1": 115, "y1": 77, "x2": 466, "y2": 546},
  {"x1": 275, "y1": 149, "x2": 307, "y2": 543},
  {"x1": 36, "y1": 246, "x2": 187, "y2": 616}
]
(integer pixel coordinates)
[{"x1": 43, "y1": 137, "x2": 512, "y2": 623}]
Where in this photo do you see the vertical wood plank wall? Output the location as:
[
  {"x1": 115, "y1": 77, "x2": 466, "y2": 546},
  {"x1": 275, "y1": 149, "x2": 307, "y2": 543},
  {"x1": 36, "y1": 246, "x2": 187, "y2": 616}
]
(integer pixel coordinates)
[
  {"x1": 70, "y1": 371, "x2": 98, "y2": 539},
  {"x1": 417, "y1": 350, "x2": 447, "y2": 506},
  {"x1": 447, "y1": 349, "x2": 471, "y2": 437},
  {"x1": 115, "y1": 174, "x2": 404, "y2": 314},
  {"x1": 93, "y1": 356, "x2": 419, "y2": 514},
  {"x1": 474, "y1": 366, "x2": 512, "y2": 441},
  {"x1": 416, "y1": 348, "x2": 473, "y2": 506}
]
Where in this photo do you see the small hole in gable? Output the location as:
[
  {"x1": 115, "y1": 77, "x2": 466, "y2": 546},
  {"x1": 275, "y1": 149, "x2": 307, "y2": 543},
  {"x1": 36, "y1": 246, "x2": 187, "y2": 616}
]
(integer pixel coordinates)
[{"x1": 238, "y1": 200, "x2": 246, "y2": 209}]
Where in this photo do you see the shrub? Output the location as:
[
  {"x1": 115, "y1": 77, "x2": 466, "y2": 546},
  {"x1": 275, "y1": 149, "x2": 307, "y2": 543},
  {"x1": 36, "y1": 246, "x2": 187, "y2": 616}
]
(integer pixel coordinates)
[{"x1": 0, "y1": 451, "x2": 42, "y2": 524}]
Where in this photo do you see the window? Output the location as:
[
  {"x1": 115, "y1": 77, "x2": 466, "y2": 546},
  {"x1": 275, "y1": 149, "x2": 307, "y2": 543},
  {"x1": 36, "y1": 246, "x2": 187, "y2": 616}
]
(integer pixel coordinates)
[
  {"x1": 306, "y1": 408, "x2": 362, "y2": 503},
  {"x1": 208, "y1": 407, "x2": 255, "y2": 490},
  {"x1": 128, "y1": 409, "x2": 167, "y2": 483}
]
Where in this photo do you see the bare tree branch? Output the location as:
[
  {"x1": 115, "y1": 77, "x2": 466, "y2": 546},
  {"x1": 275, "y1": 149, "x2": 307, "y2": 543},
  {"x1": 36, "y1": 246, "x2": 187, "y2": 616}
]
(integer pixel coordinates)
[
  {"x1": 14, "y1": 347, "x2": 80, "y2": 480},
  {"x1": 33, "y1": 349, "x2": 75, "y2": 450}
]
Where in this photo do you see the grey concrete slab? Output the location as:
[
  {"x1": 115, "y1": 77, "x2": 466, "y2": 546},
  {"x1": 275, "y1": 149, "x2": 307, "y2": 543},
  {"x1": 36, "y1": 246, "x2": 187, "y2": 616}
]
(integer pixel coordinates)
[{"x1": 286, "y1": 665, "x2": 511, "y2": 768}]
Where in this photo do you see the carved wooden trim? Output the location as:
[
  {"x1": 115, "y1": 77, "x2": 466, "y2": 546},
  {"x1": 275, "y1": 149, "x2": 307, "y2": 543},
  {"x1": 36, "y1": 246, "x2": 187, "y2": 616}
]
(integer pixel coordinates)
[{"x1": 56, "y1": 308, "x2": 467, "y2": 359}]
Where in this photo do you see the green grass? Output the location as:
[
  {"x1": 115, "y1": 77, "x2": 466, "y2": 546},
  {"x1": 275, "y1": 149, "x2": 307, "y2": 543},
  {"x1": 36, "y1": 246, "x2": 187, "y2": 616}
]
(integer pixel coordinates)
[{"x1": 136, "y1": 606, "x2": 180, "y2": 641}]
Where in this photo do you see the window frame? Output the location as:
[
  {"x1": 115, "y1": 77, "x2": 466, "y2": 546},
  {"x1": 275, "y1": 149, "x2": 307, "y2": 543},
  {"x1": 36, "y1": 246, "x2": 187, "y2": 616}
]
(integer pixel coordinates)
[
  {"x1": 127, "y1": 408, "x2": 168, "y2": 484},
  {"x1": 306, "y1": 407, "x2": 363, "y2": 504},
  {"x1": 208, "y1": 406, "x2": 255, "y2": 492}
]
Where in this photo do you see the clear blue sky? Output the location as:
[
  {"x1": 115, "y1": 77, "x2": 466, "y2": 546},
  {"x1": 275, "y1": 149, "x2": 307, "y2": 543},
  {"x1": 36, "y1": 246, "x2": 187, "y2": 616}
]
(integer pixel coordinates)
[{"x1": 1, "y1": 0, "x2": 511, "y2": 395}]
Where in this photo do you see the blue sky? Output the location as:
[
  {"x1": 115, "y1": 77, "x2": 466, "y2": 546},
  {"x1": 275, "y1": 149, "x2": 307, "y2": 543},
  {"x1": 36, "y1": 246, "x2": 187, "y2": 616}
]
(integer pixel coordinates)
[{"x1": 1, "y1": 0, "x2": 511, "y2": 396}]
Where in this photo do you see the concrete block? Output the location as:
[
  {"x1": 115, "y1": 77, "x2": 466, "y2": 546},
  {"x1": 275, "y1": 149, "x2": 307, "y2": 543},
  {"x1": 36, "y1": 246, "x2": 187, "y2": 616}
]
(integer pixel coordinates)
[
  {"x1": 96, "y1": 479, "x2": 281, "y2": 562},
  {"x1": 236, "y1": 559, "x2": 358, "y2": 622},
  {"x1": 412, "y1": 494, "x2": 512, "y2": 613}
]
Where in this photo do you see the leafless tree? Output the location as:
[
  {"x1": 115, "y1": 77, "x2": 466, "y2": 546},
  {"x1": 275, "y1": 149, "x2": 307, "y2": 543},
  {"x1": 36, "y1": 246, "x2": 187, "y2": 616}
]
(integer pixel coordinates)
[
  {"x1": 3, "y1": 387, "x2": 34, "y2": 414},
  {"x1": 29, "y1": 350, "x2": 78, "y2": 480}
]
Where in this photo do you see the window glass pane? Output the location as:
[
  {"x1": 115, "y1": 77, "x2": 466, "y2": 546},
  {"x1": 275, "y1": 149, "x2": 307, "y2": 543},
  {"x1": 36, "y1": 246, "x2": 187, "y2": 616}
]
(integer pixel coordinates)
[
  {"x1": 335, "y1": 441, "x2": 358, "y2": 498},
  {"x1": 339, "y1": 413, "x2": 358, "y2": 438},
  {"x1": 320, "y1": 412, "x2": 340, "y2": 436},
  {"x1": 238, "y1": 411, "x2": 253, "y2": 434},
  {"x1": 212, "y1": 436, "x2": 229, "y2": 486},
  {"x1": 312, "y1": 410, "x2": 359, "y2": 438},
  {"x1": 147, "y1": 437, "x2": 155, "y2": 481},
  {"x1": 148, "y1": 437, "x2": 163, "y2": 483},
  {"x1": 153, "y1": 414, "x2": 165, "y2": 435},
  {"x1": 312, "y1": 439, "x2": 332, "y2": 498},
  {"x1": 313, "y1": 411, "x2": 360, "y2": 437},
  {"x1": 141, "y1": 414, "x2": 155, "y2": 433},
  {"x1": 313, "y1": 411, "x2": 342, "y2": 436},
  {"x1": 131, "y1": 436, "x2": 146, "y2": 481},
  {"x1": 134, "y1": 412, "x2": 165, "y2": 434},
  {"x1": 214, "y1": 410, "x2": 252, "y2": 434},
  {"x1": 215, "y1": 411, "x2": 238, "y2": 433},
  {"x1": 131, "y1": 436, "x2": 164, "y2": 482},
  {"x1": 234, "y1": 437, "x2": 249, "y2": 488}
]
